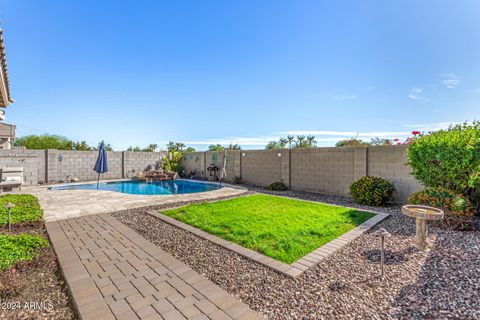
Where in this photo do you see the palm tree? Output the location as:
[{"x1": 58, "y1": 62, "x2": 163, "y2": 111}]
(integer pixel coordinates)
[
  {"x1": 278, "y1": 138, "x2": 288, "y2": 149},
  {"x1": 208, "y1": 144, "x2": 225, "y2": 151},
  {"x1": 287, "y1": 135, "x2": 294, "y2": 149},
  {"x1": 227, "y1": 144, "x2": 241, "y2": 150},
  {"x1": 175, "y1": 142, "x2": 185, "y2": 151},
  {"x1": 147, "y1": 143, "x2": 158, "y2": 152},
  {"x1": 166, "y1": 141, "x2": 176, "y2": 152},
  {"x1": 296, "y1": 135, "x2": 306, "y2": 148},
  {"x1": 306, "y1": 135, "x2": 317, "y2": 148}
]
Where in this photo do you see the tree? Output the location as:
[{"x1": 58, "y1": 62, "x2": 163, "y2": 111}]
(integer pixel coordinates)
[
  {"x1": 208, "y1": 144, "x2": 225, "y2": 151},
  {"x1": 73, "y1": 141, "x2": 92, "y2": 151},
  {"x1": 126, "y1": 146, "x2": 142, "y2": 152},
  {"x1": 15, "y1": 134, "x2": 112, "y2": 151},
  {"x1": 295, "y1": 135, "x2": 306, "y2": 148},
  {"x1": 265, "y1": 141, "x2": 279, "y2": 149},
  {"x1": 166, "y1": 141, "x2": 186, "y2": 152},
  {"x1": 143, "y1": 144, "x2": 158, "y2": 152},
  {"x1": 15, "y1": 134, "x2": 73, "y2": 150},
  {"x1": 335, "y1": 139, "x2": 369, "y2": 147},
  {"x1": 370, "y1": 138, "x2": 392, "y2": 146},
  {"x1": 227, "y1": 144, "x2": 241, "y2": 150},
  {"x1": 306, "y1": 135, "x2": 317, "y2": 147},
  {"x1": 185, "y1": 147, "x2": 197, "y2": 152},
  {"x1": 265, "y1": 136, "x2": 318, "y2": 149},
  {"x1": 287, "y1": 135, "x2": 295, "y2": 149},
  {"x1": 278, "y1": 138, "x2": 288, "y2": 149}
]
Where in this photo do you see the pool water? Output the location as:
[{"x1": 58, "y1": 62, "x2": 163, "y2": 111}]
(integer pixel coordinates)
[{"x1": 49, "y1": 179, "x2": 222, "y2": 195}]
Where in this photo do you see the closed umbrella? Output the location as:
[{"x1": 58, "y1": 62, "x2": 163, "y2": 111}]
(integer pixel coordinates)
[{"x1": 93, "y1": 141, "x2": 109, "y2": 189}]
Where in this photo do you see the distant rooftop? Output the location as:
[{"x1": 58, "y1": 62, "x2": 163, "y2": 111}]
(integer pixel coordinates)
[{"x1": 0, "y1": 27, "x2": 13, "y2": 108}]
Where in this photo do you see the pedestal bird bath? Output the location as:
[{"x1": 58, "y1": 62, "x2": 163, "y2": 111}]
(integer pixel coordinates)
[{"x1": 401, "y1": 205, "x2": 444, "y2": 250}]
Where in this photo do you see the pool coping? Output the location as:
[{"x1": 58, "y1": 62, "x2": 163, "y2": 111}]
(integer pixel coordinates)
[
  {"x1": 22, "y1": 180, "x2": 249, "y2": 222},
  {"x1": 146, "y1": 197, "x2": 390, "y2": 279}
]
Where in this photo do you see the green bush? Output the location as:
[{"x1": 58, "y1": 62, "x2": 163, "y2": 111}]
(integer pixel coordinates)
[
  {"x1": 408, "y1": 188, "x2": 474, "y2": 217},
  {"x1": 407, "y1": 121, "x2": 480, "y2": 209},
  {"x1": 0, "y1": 234, "x2": 48, "y2": 271},
  {"x1": 408, "y1": 188, "x2": 475, "y2": 229},
  {"x1": 0, "y1": 194, "x2": 44, "y2": 226},
  {"x1": 265, "y1": 181, "x2": 288, "y2": 191},
  {"x1": 350, "y1": 176, "x2": 396, "y2": 206}
]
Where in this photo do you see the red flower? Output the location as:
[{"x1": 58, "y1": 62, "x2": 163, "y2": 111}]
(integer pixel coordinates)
[
  {"x1": 393, "y1": 138, "x2": 399, "y2": 142},
  {"x1": 412, "y1": 130, "x2": 421, "y2": 135}
]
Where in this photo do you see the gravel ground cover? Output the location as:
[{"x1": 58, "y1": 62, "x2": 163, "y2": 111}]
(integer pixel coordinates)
[
  {"x1": 0, "y1": 221, "x2": 76, "y2": 320},
  {"x1": 112, "y1": 189, "x2": 480, "y2": 319}
]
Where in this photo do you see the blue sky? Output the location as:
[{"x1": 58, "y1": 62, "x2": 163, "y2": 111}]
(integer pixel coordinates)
[{"x1": 1, "y1": 0, "x2": 479, "y2": 150}]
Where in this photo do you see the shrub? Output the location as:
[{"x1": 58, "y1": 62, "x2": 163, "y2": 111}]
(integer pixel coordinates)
[
  {"x1": 265, "y1": 181, "x2": 288, "y2": 191},
  {"x1": 0, "y1": 234, "x2": 49, "y2": 271},
  {"x1": 350, "y1": 176, "x2": 396, "y2": 206},
  {"x1": 162, "y1": 151, "x2": 184, "y2": 174},
  {"x1": 408, "y1": 188, "x2": 474, "y2": 217},
  {"x1": 407, "y1": 121, "x2": 480, "y2": 209},
  {"x1": 0, "y1": 194, "x2": 44, "y2": 226},
  {"x1": 408, "y1": 188, "x2": 475, "y2": 230}
]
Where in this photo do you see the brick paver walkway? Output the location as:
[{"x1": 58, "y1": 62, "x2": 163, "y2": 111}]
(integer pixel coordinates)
[{"x1": 46, "y1": 214, "x2": 261, "y2": 320}]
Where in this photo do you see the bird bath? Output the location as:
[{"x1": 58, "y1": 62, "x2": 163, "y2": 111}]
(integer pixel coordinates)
[{"x1": 401, "y1": 205, "x2": 444, "y2": 250}]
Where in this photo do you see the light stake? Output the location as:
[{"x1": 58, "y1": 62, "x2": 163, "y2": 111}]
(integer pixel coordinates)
[
  {"x1": 4, "y1": 203, "x2": 15, "y2": 232},
  {"x1": 374, "y1": 227, "x2": 391, "y2": 279}
]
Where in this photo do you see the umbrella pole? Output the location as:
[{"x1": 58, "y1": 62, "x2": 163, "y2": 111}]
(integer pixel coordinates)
[{"x1": 97, "y1": 173, "x2": 100, "y2": 189}]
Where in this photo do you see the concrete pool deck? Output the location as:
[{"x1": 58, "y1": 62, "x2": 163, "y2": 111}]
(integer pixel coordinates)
[{"x1": 21, "y1": 180, "x2": 248, "y2": 221}]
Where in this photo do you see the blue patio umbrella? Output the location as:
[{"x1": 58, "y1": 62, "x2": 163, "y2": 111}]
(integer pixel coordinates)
[{"x1": 93, "y1": 141, "x2": 108, "y2": 189}]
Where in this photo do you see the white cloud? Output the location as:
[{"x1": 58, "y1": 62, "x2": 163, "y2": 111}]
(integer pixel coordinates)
[
  {"x1": 405, "y1": 121, "x2": 462, "y2": 132},
  {"x1": 280, "y1": 130, "x2": 411, "y2": 137},
  {"x1": 158, "y1": 124, "x2": 464, "y2": 150},
  {"x1": 408, "y1": 87, "x2": 425, "y2": 100},
  {"x1": 333, "y1": 94, "x2": 357, "y2": 100},
  {"x1": 441, "y1": 73, "x2": 460, "y2": 89}
]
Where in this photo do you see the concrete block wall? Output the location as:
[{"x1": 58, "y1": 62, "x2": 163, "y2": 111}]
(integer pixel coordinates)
[
  {"x1": 181, "y1": 145, "x2": 423, "y2": 203},
  {"x1": 0, "y1": 149, "x2": 39, "y2": 185},
  {"x1": 182, "y1": 152, "x2": 205, "y2": 178},
  {"x1": 367, "y1": 145, "x2": 423, "y2": 201},
  {"x1": 241, "y1": 150, "x2": 283, "y2": 186},
  {"x1": 124, "y1": 151, "x2": 165, "y2": 178},
  {"x1": 54, "y1": 150, "x2": 123, "y2": 182},
  {"x1": 0, "y1": 149, "x2": 165, "y2": 185},
  {"x1": 181, "y1": 150, "x2": 239, "y2": 182},
  {"x1": 290, "y1": 147, "x2": 356, "y2": 196}
]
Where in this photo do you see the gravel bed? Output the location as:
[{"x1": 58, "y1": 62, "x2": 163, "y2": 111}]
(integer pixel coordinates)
[
  {"x1": 112, "y1": 189, "x2": 480, "y2": 319},
  {"x1": 0, "y1": 222, "x2": 76, "y2": 320}
]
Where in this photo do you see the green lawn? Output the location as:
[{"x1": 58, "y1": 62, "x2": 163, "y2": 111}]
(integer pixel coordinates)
[{"x1": 162, "y1": 194, "x2": 374, "y2": 263}]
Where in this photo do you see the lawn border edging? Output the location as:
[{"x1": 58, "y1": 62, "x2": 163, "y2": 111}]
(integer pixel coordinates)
[{"x1": 146, "y1": 205, "x2": 389, "y2": 278}]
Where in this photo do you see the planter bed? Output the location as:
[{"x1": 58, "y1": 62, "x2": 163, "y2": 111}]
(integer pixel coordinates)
[{"x1": 0, "y1": 195, "x2": 76, "y2": 320}]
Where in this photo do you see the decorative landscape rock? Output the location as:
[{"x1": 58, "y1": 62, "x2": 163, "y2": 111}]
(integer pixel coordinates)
[
  {"x1": 401, "y1": 204, "x2": 444, "y2": 250},
  {"x1": 131, "y1": 169, "x2": 178, "y2": 181},
  {"x1": 112, "y1": 189, "x2": 480, "y2": 319}
]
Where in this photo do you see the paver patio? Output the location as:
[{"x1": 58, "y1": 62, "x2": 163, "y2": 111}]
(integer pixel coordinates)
[
  {"x1": 46, "y1": 213, "x2": 261, "y2": 320},
  {"x1": 23, "y1": 181, "x2": 247, "y2": 221}
]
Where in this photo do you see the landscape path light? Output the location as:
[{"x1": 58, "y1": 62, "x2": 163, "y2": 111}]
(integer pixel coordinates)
[
  {"x1": 4, "y1": 202, "x2": 15, "y2": 232},
  {"x1": 374, "y1": 227, "x2": 391, "y2": 279}
]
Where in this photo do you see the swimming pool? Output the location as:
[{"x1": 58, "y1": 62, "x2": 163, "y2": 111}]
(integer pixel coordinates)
[{"x1": 49, "y1": 179, "x2": 222, "y2": 195}]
